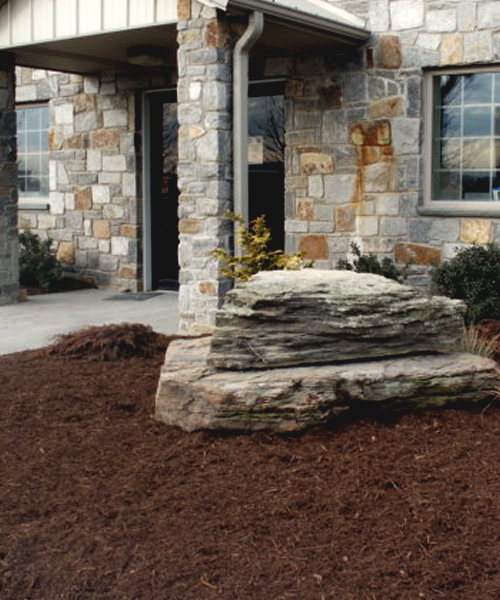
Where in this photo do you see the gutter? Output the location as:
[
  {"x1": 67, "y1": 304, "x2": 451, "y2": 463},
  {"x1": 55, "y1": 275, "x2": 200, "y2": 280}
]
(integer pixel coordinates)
[
  {"x1": 233, "y1": 11, "x2": 264, "y2": 234},
  {"x1": 231, "y1": 0, "x2": 368, "y2": 44},
  {"x1": 198, "y1": 0, "x2": 369, "y2": 45}
]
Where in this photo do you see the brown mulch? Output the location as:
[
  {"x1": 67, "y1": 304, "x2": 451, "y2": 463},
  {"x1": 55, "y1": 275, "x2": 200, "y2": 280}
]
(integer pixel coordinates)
[{"x1": 2, "y1": 337, "x2": 500, "y2": 600}]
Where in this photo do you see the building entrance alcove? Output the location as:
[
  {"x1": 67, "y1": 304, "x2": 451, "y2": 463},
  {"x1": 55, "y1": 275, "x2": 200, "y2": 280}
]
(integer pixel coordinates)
[{"x1": 144, "y1": 89, "x2": 179, "y2": 291}]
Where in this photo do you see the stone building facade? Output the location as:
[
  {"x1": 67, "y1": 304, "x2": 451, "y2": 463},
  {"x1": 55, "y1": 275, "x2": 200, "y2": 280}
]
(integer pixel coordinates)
[
  {"x1": 17, "y1": 66, "x2": 176, "y2": 290},
  {"x1": 5, "y1": 0, "x2": 500, "y2": 329}
]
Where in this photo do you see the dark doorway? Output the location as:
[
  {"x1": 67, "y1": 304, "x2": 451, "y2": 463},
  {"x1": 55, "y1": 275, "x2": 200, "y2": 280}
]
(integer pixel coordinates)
[
  {"x1": 148, "y1": 90, "x2": 179, "y2": 290},
  {"x1": 248, "y1": 81, "x2": 285, "y2": 251}
]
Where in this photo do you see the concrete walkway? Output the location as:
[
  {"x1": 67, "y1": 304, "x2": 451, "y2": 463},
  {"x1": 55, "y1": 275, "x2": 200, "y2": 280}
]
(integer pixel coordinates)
[{"x1": 0, "y1": 289, "x2": 179, "y2": 356}]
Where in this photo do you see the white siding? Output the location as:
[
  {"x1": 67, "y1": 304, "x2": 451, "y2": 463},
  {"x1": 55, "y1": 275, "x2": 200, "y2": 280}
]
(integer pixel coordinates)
[
  {"x1": 129, "y1": 0, "x2": 155, "y2": 27},
  {"x1": 78, "y1": 0, "x2": 102, "y2": 34},
  {"x1": 11, "y1": 0, "x2": 31, "y2": 45},
  {"x1": 55, "y1": 0, "x2": 77, "y2": 37},
  {"x1": 103, "y1": 0, "x2": 127, "y2": 30},
  {"x1": 33, "y1": 0, "x2": 54, "y2": 41},
  {"x1": 0, "y1": 4, "x2": 10, "y2": 46},
  {"x1": 0, "y1": 0, "x2": 178, "y2": 49}
]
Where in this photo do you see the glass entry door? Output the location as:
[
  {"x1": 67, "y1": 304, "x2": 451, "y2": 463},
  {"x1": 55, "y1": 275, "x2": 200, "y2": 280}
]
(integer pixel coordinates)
[
  {"x1": 248, "y1": 82, "x2": 285, "y2": 250},
  {"x1": 148, "y1": 90, "x2": 179, "y2": 290}
]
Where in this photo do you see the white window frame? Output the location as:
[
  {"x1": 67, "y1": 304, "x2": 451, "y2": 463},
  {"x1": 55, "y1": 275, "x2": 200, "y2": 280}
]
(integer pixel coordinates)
[
  {"x1": 421, "y1": 65, "x2": 500, "y2": 217},
  {"x1": 16, "y1": 102, "x2": 50, "y2": 209}
]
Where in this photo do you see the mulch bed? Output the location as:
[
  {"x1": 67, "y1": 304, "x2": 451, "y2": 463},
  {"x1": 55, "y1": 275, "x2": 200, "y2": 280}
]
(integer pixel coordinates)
[{"x1": 2, "y1": 338, "x2": 500, "y2": 599}]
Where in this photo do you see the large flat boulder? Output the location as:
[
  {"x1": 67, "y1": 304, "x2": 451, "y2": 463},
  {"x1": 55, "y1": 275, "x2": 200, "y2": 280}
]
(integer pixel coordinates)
[
  {"x1": 207, "y1": 270, "x2": 465, "y2": 370},
  {"x1": 155, "y1": 337, "x2": 499, "y2": 433}
]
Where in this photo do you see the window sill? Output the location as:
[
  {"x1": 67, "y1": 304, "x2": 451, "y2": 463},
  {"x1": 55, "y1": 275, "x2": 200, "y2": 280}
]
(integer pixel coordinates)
[
  {"x1": 418, "y1": 204, "x2": 500, "y2": 218},
  {"x1": 19, "y1": 202, "x2": 50, "y2": 211}
]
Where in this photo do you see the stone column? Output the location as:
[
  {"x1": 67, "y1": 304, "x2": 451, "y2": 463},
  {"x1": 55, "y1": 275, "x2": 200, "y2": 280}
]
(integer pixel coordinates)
[
  {"x1": 0, "y1": 53, "x2": 19, "y2": 306},
  {"x1": 176, "y1": 0, "x2": 233, "y2": 333}
]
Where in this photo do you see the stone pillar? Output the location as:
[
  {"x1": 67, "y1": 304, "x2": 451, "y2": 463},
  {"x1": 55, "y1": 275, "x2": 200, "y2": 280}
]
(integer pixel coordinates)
[
  {"x1": 0, "y1": 53, "x2": 19, "y2": 306},
  {"x1": 176, "y1": 0, "x2": 233, "y2": 333}
]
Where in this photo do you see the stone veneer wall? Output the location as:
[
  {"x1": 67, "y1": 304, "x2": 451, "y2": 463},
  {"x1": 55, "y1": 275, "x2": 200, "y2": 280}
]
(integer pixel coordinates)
[
  {"x1": 0, "y1": 53, "x2": 19, "y2": 305},
  {"x1": 176, "y1": 0, "x2": 233, "y2": 332},
  {"x1": 17, "y1": 65, "x2": 175, "y2": 290},
  {"x1": 251, "y1": 0, "x2": 500, "y2": 290}
]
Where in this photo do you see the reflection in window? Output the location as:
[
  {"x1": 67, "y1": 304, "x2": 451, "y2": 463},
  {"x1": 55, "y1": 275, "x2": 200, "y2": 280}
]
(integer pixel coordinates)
[
  {"x1": 432, "y1": 71, "x2": 500, "y2": 201},
  {"x1": 16, "y1": 105, "x2": 49, "y2": 198},
  {"x1": 248, "y1": 95, "x2": 284, "y2": 164}
]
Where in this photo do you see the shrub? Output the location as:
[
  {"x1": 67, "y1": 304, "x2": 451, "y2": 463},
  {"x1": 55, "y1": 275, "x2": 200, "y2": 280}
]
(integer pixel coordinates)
[
  {"x1": 19, "y1": 231, "x2": 63, "y2": 291},
  {"x1": 214, "y1": 213, "x2": 313, "y2": 282},
  {"x1": 431, "y1": 244, "x2": 500, "y2": 325},
  {"x1": 49, "y1": 323, "x2": 175, "y2": 360},
  {"x1": 336, "y1": 242, "x2": 405, "y2": 282}
]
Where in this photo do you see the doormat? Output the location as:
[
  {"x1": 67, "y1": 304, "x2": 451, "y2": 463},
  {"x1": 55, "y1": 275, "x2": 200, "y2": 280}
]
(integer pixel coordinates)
[{"x1": 104, "y1": 292, "x2": 164, "y2": 302}]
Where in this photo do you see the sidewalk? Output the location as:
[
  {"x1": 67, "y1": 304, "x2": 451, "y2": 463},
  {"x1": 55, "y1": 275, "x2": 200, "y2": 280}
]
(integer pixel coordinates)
[{"x1": 0, "y1": 289, "x2": 179, "y2": 356}]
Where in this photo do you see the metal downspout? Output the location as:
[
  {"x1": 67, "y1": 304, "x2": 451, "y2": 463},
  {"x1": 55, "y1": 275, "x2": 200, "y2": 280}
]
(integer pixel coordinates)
[{"x1": 233, "y1": 11, "x2": 264, "y2": 238}]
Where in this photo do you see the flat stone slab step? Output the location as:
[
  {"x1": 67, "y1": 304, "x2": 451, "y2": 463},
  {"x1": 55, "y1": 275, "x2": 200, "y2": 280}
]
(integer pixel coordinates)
[{"x1": 155, "y1": 336, "x2": 500, "y2": 433}]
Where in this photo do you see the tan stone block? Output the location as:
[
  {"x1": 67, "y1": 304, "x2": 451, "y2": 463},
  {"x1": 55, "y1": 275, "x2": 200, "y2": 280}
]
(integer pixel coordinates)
[
  {"x1": 206, "y1": 20, "x2": 231, "y2": 49},
  {"x1": 119, "y1": 266, "x2": 136, "y2": 279},
  {"x1": 178, "y1": 29, "x2": 201, "y2": 45},
  {"x1": 75, "y1": 187, "x2": 92, "y2": 210},
  {"x1": 296, "y1": 200, "x2": 314, "y2": 220},
  {"x1": 441, "y1": 34, "x2": 463, "y2": 65},
  {"x1": 63, "y1": 134, "x2": 83, "y2": 149},
  {"x1": 199, "y1": 282, "x2": 216, "y2": 295},
  {"x1": 460, "y1": 219, "x2": 492, "y2": 244},
  {"x1": 94, "y1": 220, "x2": 111, "y2": 239},
  {"x1": 368, "y1": 97, "x2": 403, "y2": 119},
  {"x1": 336, "y1": 205, "x2": 356, "y2": 232},
  {"x1": 74, "y1": 93, "x2": 96, "y2": 114},
  {"x1": 177, "y1": 0, "x2": 191, "y2": 20},
  {"x1": 48, "y1": 130, "x2": 58, "y2": 151},
  {"x1": 286, "y1": 176, "x2": 308, "y2": 190},
  {"x1": 56, "y1": 241, "x2": 75, "y2": 265},
  {"x1": 351, "y1": 121, "x2": 391, "y2": 146},
  {"x1": 361, "y1": 146, "x2": 382, "y2": 165},
  {"x1": 89, "y1": 129, "x2": 120, "y2": 149},
  {"x1": 375, "y1": 36, "x2": 402, "y2": 69},
  {"x1": 300, "y1": 153, "x2": 334, "y2": 175},
  {"x1": 120, "y1": 224, "x2": 138, "y2": 238},
  {"x1": 298, "y1": 234, "x2": 328, "y2": 260},
  {"x1": 394, "y1": 242, "x2": 441, "y2": 266},
  {"x1": 179, "y1": 218, "x2": 202, "y2": 234},
  {"x1": 179, "y1": 124, "x2": 205, "y2": 140}
]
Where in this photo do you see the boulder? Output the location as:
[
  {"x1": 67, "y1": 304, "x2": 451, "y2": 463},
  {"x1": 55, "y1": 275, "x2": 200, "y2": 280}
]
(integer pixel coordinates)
[
  {"x1": 155, "y1": 336, "x2": 499, "y2": 433},
  {"x1": 207, "y1": 270, "x2": 465, "y2": 370}
]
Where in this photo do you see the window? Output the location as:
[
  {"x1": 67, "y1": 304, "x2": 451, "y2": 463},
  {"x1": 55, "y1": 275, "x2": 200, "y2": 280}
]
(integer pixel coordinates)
[
  {"x1": 424, "y1": 68, "x2": 500, "y2": 215},
  {"x1": 16, "y1": 104, "x2": 49, "y2": 203}
]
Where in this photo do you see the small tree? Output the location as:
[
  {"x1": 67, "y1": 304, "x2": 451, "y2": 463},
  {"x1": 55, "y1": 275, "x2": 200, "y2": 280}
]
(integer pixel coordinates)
[{"x1": 214, "y1": 213, "x2": 313, "y2": 282}]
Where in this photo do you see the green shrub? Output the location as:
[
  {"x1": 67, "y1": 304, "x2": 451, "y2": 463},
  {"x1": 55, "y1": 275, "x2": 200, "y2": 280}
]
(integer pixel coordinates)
[
  {"x1": 336, "y1": 242, "x2": 405, "y2": 282},
  {"x1": 431, "y1": 243, "x2": 500, "y2": 325},
  {"x1": 214, "y1": 213, "x2": 313, "y2": 282},
  {"x1": 19, "y1": 231, "x2": 63, "y2": 291}
]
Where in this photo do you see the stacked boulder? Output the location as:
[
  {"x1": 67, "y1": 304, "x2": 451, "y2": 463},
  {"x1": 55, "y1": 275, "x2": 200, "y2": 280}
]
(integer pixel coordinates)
[{"x1": 155, "y1": 270, "x2": 499, "y2": 432}]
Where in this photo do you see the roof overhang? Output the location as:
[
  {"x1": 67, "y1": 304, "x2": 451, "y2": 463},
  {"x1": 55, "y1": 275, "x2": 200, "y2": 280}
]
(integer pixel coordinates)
[
  {"x1": 10, "y1": 24, "x2": 178, "y2": 73},
  {"x1": 209, "y1": 0, "x2": 369, "y2": 51},
  {"x1": 4, "y1": 0, "x2": 369, "y2": 74}
]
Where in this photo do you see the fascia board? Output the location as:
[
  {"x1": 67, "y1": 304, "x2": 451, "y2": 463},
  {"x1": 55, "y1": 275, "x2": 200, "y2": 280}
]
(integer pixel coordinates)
[{"x1": 229, "y1": 0, "x2": 368, "y2": 42}]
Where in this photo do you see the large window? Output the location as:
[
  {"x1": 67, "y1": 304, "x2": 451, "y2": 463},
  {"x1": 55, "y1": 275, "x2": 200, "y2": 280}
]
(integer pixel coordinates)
[
  {"x1": 426, "y1": 68, "x2": 500, "y2": 214},
  {"x1": 16, "y1": 104, "x2": 49, "y2": 202}
]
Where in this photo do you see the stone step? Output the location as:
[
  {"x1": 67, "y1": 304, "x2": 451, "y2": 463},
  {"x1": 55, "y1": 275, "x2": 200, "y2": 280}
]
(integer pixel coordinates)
[{"x1": 155, "y1": 336, "x2": 499, "y2": 433}]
